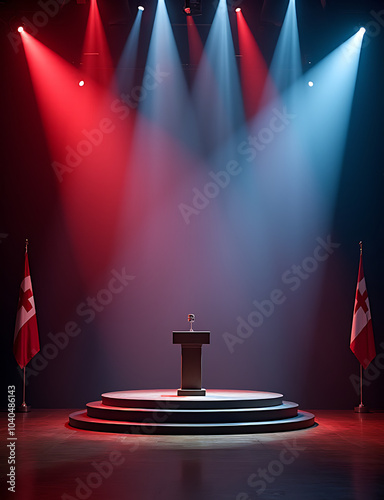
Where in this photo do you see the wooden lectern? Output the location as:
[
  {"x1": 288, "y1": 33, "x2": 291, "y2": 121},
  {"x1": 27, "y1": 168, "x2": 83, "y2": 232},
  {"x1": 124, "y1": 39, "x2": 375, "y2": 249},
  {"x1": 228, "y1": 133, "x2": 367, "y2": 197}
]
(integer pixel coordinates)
[{"x1": 173, "y1": 331, "x2": 210, "y2": 396}]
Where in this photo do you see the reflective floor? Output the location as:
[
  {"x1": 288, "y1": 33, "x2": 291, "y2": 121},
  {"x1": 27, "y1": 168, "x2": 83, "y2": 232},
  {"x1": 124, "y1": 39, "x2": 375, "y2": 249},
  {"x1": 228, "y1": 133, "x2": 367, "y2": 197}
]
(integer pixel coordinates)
[{"x1": 1, "y1": 410, "x2": 383, "y2": 500}]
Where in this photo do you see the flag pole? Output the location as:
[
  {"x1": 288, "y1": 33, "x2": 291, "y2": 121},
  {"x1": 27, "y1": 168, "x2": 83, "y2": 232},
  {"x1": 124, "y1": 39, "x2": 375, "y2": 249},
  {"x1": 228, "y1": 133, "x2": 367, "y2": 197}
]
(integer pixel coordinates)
[
  {"x1": 354, "y1": 363, "x2": 369, "y2": 413},
  {"x1": 359, "y1": 364, "x2": 363, "y2": 406},
  {"x1": 20, "y1": 367, "x2": 27, "y2": 408},
  {"x1": 18, "y1": 239, "x2": 31, "y2": 413},
  {"x1": 354, "y1": 241, "x2": 369, "y2": 413}
]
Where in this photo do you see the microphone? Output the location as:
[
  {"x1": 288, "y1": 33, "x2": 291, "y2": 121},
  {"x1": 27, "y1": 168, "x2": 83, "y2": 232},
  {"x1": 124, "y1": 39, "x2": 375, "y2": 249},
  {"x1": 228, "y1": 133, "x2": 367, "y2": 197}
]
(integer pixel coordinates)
[{"x1": 188, "y1": 314, "x2": 195, "y2": 331}]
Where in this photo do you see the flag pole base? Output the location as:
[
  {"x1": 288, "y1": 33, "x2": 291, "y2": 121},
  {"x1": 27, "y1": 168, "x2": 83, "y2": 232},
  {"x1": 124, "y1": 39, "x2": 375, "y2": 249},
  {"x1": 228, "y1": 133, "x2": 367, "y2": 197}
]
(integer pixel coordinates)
[
  {"x1": 354, "y1": 404, "x2": 370, "y2": 413},
  {"x1": 17, "y1": 403, "x2": 31, "y2": 413}
]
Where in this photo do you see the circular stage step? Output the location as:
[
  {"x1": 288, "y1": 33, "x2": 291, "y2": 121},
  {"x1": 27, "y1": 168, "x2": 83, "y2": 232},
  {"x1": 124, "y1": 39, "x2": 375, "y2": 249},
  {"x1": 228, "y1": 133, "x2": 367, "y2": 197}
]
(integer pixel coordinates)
[
  {"x1": 69, "y1": 390, "x2": 315, "y2": 435},
  {"x1": 86, "y1": 400, "x2": 299, "y2": 423},
  {"x1": 101, "y1": 389, "x2": 284, "y2": 409}
]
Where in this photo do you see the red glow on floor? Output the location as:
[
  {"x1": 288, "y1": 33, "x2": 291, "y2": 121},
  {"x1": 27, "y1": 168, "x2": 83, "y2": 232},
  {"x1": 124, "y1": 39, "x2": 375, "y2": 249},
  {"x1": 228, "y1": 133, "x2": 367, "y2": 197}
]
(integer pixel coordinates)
[
  {"x1": 236, "y1": 11, "x2": 275, "y2": 119},
  {"x1": 186, "y1": 16, "x2": 203, "y2": 67},
  {"x1": 20, "y1": 31, "x2": 135, "y2": 287},
  {"x1": 81, "y1": 0, "x2": 113, "y2": 87}
]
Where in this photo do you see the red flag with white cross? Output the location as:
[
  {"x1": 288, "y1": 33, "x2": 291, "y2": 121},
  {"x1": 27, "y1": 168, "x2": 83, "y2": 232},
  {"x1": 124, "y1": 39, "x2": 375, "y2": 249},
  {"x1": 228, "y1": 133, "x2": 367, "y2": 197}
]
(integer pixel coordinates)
[
  {"x1": 13, "y1": 242, "x2": 40, "y2": 368},
  {"x1": 350, "y1": 245, "x2": 376, "y2": 369}
]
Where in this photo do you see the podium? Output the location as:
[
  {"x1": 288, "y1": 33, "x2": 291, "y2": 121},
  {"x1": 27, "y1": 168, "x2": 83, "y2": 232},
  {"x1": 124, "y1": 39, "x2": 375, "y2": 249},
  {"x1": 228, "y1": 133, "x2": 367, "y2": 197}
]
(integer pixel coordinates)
[{"x1": 173, "y1": 331, "x2": 210, "y2": 396}]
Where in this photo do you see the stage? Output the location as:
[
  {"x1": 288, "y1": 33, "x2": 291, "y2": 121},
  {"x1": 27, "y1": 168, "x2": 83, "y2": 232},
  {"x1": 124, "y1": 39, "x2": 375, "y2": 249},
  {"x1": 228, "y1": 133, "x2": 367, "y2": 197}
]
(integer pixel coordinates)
[
  {"x1": 2, "y1": 0, "x2": 384, "y2": 498},
  {"x1": 69, "y1": 389, "x2": 315, "y2": 434},
  {"x1": 1, "y1": 410, "x2": 383, "y2": 499}
]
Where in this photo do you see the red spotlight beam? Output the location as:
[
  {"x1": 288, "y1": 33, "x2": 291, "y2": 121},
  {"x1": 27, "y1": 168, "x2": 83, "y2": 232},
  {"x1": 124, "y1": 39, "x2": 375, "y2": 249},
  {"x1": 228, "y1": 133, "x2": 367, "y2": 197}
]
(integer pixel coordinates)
[
  {"x1": 81, "y1": 0, "x2": 113, "y2": 87},
  {"x1": 186, "y1": 16, "x2": 203, "y2": 67},
  {"x1": 20, "y1": 30, "x2": 135, "y2": 287},
  {"x1": 236, "y1": 10, "x2": 276, "y2": 119}
]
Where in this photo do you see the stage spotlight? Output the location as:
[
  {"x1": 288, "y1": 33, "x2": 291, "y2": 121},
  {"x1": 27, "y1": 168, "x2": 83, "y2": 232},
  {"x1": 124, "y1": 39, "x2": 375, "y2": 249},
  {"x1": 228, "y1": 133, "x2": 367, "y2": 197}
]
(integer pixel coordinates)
[
  {"x1": 78, "y1": 80, "x2": 85, "y2": 87},
  {"x1": 138, "y1": 5, "x2": 144, "y2": 11},
  {"x1": 235, "y1": 7, "x2": 241, "y2": 13},
  {"x1": 184, "y1": 0, "x2": 202, "y2": 16},
  {"x1": 308, "y1": 80, "x2": 314, "y2": 87},
  {"x1": 358, "y1": 27, "x2": 366, "y2": 35},
  {"x1": 18, "y1": 26, "x2": 24, "y2": 33}
]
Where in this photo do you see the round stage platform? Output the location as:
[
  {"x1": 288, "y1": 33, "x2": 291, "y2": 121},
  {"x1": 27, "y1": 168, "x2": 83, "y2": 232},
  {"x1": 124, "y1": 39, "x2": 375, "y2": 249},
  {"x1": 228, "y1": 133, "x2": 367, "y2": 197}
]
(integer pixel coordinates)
[{"x1": 69, "y1": 390, "x2": 315, "y2": 435}]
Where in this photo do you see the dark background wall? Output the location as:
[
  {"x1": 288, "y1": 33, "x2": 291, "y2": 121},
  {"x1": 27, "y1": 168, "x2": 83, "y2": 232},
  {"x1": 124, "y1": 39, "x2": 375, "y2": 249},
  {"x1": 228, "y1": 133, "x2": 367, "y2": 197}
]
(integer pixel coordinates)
[{"x1": 1, "y1": 0, "x2": 383, "y2": 410}]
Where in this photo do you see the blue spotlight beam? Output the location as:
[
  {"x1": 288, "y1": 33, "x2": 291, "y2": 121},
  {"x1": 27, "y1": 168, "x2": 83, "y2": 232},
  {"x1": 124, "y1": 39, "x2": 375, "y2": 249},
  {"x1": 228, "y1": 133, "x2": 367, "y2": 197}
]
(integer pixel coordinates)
[
  {"x1": 269, "y1": 0, "x2": 302, "y2": 93},
  {"x1": 137, "y1": 0, "x2": 198, "y2": 151},
  {"x1": 211, "y1": 28, "x2": 366, "y2": 290},
  {"x1": 290, "y1": 29, "x2": 365, "y2": 191},
  {"x1": 115, "y1": 11, "x2": 143, "y2": 95},
  {"x1": 192, "y1": 0, "x2": 245, "y2": 153}
]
